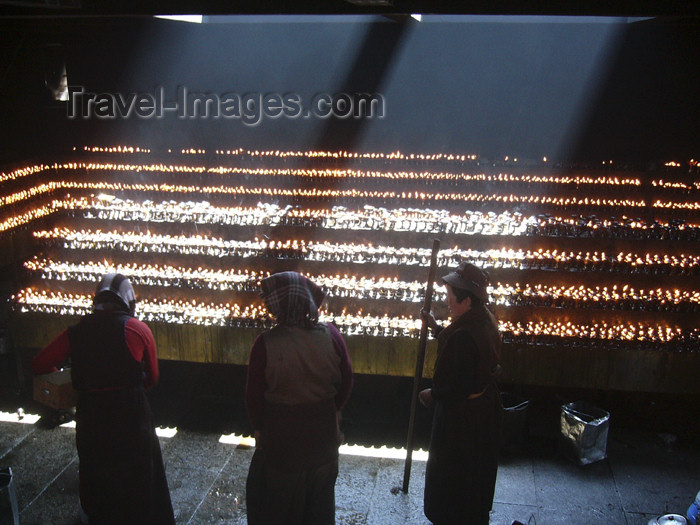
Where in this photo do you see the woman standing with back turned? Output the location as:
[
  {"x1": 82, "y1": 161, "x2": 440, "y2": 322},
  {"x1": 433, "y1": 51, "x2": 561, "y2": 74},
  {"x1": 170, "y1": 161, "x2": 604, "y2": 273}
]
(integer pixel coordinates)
[
  {"x1": 32, "y1": 273, "x2": 174, "y2": 525},
  {"x1": 245, "y1": 271, "x2": 353, "y2": 525}
]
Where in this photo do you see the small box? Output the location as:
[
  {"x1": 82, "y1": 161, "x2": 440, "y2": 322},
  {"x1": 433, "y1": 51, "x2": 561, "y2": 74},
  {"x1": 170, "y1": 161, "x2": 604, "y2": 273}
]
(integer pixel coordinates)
[{"x1": 33, "y1": 369, "x2": 79, "y2": 410}]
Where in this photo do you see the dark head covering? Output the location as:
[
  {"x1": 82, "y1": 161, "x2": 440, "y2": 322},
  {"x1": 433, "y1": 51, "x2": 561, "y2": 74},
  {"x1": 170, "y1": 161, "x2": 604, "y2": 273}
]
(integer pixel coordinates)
[
  {"x1": 93, "y1": 273, "x2": 136, "y2": 315},
  {"x1": 441, "y1": 262, "x2": 490, "y2": 303},
  {"x1": 260, "y1": 271, "x2": 325, "y2": 328}
]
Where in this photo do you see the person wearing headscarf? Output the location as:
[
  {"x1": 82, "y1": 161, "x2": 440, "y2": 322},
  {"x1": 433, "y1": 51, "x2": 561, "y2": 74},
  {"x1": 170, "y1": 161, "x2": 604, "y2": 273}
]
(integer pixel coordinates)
[
  {"x1": 245, "y1": 271, "x2": 353, "y2": 525},
  {"x1": 419, "y1": 262, "x2": 502, "y2": 525},
  {"x1": 32, "y1": 273, "x2": 174, "y2": 525}
]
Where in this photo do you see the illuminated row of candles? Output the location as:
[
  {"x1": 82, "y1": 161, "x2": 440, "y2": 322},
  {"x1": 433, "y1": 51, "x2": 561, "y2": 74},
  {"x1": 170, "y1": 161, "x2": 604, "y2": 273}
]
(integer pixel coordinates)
[
  {"x1": 494, "y1": 283, "x2": 700, "y2": 311},
  {"x1": 86, "y1": 146, "x2": 698, "y2": 170},
  {"x1": 13, "y1": 288, "x2": 698, "y2": 345},
  {"x1": 0, "y1": 176, "x2": 658, "y2": 209},
  {"x1": 26, "y1": 256, "x2": 700, "y2": 311},
  {"x1": 74, "y1": 162, "x2": 206, "y2": 173},
  {"x1": 0, "y1": 163, "x2": 696, "y2": 215},
  {"x1": 80, "y1": 146, "x2": 151, "y2": 154},
  {"x1": 499, "y1": 320, "x2": 698, "y2": 347},
  {"x1": 0, "y1": 161, "x2": 209, "y2": 188},
  {"x1": 26, "y1": 258, "x2": 432, "y2": 302},
  {"x1": 529, "y1": 214, "x2": 700, "y2": 241},
  {"x1": 78, "y1": 197, "x2": 700, "y2": 240},
  {"x1": 0, "y1": 201, "x2": 66, "y2": 234},
  {"x1": 653, "y1": 180, "x2": 700, "y2": 191},
  {"x1": 207, "y1": 166, "x2": 643, "y2": 187},
  {"x1": 13, "y1": 288, "x2": 260, "y2": 327},
  {"x1": 34, "y1": 227, "x2": 700, "y2": 275},
  {"x1": 653, "y1": 200, "x2": 700, "y2": 211},
  {"x1": 197, "y1": 148, "x2": 479, "y2": 162},
  {"x1": 0, "y1": 183, "x2": 67, "y2": 208},
  {"x1": 0, "y1": 162, "x2": 515, "y2": 184},
  {"x1": 75, "y1": 197, "x2": 536, "y2": 235},
  {"x1": 25, "y1": 257, "x2": 268, "y2": 292},
  {"x1": 0, "y1": 164, "x2": 51, "y2": 184},
  {"x1": 3, "y1": 155, "x2": 697, "y2": 191}
]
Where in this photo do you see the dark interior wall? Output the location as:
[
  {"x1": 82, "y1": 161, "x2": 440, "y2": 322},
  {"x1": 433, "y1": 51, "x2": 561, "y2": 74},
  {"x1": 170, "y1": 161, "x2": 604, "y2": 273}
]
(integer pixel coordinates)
[
  {"x1": 0, "y1": 15, "x2": 697, "y2": 164},
  {"x1": 570, "y1": 17, "x2": 700, "y2": 164}
]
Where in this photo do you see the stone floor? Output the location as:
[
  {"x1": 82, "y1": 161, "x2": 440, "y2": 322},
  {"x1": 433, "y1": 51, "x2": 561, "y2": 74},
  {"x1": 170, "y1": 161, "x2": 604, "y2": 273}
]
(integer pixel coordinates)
[{"x1": 1, "y1": 360, "x2": 699, "y2": 525}]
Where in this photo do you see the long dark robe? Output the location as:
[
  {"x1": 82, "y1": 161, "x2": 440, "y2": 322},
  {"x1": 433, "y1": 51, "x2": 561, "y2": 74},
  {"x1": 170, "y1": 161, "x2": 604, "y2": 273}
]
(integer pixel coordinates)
[
  {"x1": 424, "y1": 305, "x2": 502, "y2": 525},
  {"x1": 67, "y1": 311, "x2": 174, "y2": 525},
  {"x1": 76, "y1": 387, "x2": 174, "y2": 525}
]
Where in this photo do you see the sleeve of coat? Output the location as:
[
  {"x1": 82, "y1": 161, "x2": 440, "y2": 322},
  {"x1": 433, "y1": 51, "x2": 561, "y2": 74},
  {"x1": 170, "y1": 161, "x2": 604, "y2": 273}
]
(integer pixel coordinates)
[
  {"x1": 31, "y1": 329, "x2": 71, "y2": 375},
  {"x1": 329, "y1": 323, "x2": 353, "y2": 410},
  {"x1": 245, "y1": 334, "x2": 268, "y2": 432}
]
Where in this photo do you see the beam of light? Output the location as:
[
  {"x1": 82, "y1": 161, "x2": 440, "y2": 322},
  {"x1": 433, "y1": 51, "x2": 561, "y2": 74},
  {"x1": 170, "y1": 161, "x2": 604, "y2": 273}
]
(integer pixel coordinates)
[
  {"x1": 216, "y1": 433, "x2": 428, "y2": 461},
  {"x1": 339, "y1": 444, "x2": 428, "y2": 461},
  {"x1": 0, "y1": 409, "x2": 178, "y2": 436},
  {"x1": 0, "y1": 410, "x2": 176, "y2": 436},
  {"x1": 555, "y1": 20, "x2": 628, "y2": 161},
  {"x1": 155, "y1": 427, "x2": 178, "y2": 438},
  {"x1": 154, "y1": 15, "x2": 203, "y2": 24},
  {"x1": 219, "y1": 433, "x2": 256, "y2": 447},
  {"x1": 54, "y1": 420, "x2": 178, "y2": 436},
  {"x1": 0, "y1": 410, "x2": 41, "y2": 425}
]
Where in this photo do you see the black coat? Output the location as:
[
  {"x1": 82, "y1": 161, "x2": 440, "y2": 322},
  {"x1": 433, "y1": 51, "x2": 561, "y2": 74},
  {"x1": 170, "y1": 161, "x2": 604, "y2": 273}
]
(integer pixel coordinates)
[{"x1": 424, "y1": 306, "x2": 502, "y2": 525}]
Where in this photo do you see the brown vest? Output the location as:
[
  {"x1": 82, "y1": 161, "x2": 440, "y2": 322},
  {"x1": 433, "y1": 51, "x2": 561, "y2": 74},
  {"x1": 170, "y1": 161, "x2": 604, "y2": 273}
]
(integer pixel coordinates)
[
  {"x1": 259, "y1": 323, "x2": 342, "y2": 472},
  {"x1": 262, "y1": 323, "x2": 341, "y2": 405}
]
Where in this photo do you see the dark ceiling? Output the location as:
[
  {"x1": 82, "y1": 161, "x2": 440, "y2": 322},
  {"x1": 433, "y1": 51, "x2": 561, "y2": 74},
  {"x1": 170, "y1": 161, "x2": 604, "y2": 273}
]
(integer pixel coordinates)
[
  {"x1": 1, "y1": 0, "x2": 698, "y2": 18},
  {"x1": 1, "y1": 2, "x2": 697, "y2": 164}
]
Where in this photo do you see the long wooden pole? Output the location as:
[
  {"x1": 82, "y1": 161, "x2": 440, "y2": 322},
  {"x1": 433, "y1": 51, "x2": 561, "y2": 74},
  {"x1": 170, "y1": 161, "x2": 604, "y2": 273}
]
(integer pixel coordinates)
[{"x1": 402, "y1": 238, "x2": 440, "y2": 493}]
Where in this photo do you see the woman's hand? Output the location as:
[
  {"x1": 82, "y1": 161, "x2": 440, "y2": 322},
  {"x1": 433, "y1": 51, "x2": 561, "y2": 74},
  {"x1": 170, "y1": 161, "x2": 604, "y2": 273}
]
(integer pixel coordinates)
[
  {"x1": 419, "y1": 388, "x2": 433, "y2": 407},
  {"x1": 420, "y1": 309, "x2": 439, "y2": 331}
]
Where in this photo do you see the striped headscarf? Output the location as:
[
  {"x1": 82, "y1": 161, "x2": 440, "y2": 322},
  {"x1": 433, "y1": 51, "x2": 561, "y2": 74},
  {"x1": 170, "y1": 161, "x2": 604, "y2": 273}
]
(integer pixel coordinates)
[
  {"x1": 93, "y1": 273, "x2": 137, "y2": 315},
  {"x1": 260, "y1": 271, "x2": 325, "y2": 328}
]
